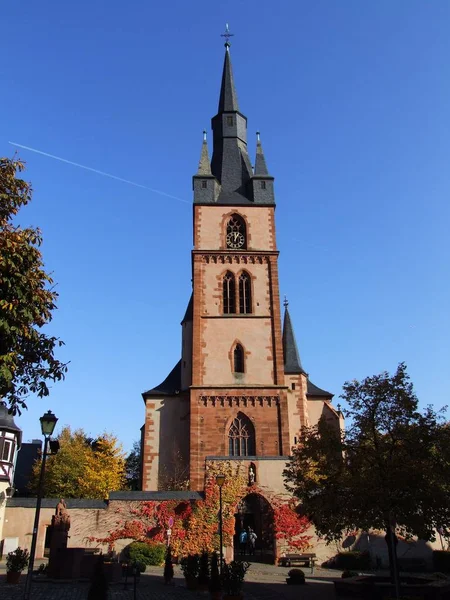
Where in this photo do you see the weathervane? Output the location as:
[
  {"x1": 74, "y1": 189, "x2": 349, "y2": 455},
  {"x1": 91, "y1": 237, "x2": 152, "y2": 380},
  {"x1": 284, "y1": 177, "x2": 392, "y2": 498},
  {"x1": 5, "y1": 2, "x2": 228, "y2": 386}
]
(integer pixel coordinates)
[
  {"x1": 221, "y1": 23, "x2": 234, "y2": 47},
  {"x1": 284, "y1": 296, "x2": 289, "y2": 309}
]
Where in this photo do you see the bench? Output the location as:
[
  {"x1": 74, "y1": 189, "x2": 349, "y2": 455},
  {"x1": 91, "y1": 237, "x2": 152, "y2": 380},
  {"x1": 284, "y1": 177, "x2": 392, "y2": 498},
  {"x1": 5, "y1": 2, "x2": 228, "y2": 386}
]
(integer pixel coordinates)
[{"x1": 279, "y1": 553, "x2": 317, "y2": 573}]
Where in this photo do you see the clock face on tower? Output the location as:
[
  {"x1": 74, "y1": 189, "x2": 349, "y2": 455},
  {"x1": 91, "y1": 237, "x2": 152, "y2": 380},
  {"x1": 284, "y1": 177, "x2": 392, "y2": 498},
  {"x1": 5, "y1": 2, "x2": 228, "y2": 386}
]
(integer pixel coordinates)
[
  {"x1": 226, "y1": 231, "x2": 245, "y2": 249},
  {"x1": 226, "y1": 214, "x2": 247, "y2": 250}
]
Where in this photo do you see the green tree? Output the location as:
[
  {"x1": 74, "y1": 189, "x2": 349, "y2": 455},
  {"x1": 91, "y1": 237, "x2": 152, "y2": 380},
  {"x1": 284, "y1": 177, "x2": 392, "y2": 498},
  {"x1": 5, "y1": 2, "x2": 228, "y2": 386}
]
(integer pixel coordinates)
[
  {"x1": 30, "y1": 426, "x2": 127, "y2": 499},
  {"x1": 284, "y1": 363, "x2": 449, "y2": 575},
  {"x1": 125, "y1": 440, "x2": 141, "y2": 490},
  {"x1": 0, "y1": 157, "x2": 67, "y2": 414}
]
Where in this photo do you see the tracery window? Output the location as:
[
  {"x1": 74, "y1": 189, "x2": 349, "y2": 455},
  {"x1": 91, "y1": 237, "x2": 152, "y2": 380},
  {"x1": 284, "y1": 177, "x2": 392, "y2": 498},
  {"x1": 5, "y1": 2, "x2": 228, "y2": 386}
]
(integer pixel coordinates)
[
  {"x1": 239, "y1": 271, "x2": 252, "y2": 314},
  {"x1": 223, "y1": 271, "x2": 236, "y2": 314},
  {"x1": 228, "y1": 413, "x2": 255, "y2": 457},
  {"x1": 233, "y1": 344, "x2": 244, "y2": 373},
  {"x1": 226, "y1": 214, "x2": 247, "y2": 250}
]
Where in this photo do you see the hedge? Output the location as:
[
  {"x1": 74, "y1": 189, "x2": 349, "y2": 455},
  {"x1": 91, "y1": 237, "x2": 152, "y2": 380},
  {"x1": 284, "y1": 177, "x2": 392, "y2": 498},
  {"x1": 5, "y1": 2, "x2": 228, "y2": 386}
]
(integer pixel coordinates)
[
  {"x1": 336, "y1": 551, "x2": 371, "y2": 570},
  {"x1": 127, "y1": 542, "x2": 166, "y2": 567},
  {"x1": 433, "y1": 551, "x2": 450, "y2": 573}
]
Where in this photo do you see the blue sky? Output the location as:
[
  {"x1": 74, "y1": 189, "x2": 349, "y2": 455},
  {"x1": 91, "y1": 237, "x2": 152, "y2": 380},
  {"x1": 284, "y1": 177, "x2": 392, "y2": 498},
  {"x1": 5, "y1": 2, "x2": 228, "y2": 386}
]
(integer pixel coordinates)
[{"x1": 2, "y1": 1, "x2": 449, "y2": 453}]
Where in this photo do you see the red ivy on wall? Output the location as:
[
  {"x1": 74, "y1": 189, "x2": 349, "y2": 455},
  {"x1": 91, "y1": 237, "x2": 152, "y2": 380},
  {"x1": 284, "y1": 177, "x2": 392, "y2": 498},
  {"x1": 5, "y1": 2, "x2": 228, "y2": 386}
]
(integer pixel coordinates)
[{"x1": 89, "y1": 463, "x2": 311, "y2": 557}]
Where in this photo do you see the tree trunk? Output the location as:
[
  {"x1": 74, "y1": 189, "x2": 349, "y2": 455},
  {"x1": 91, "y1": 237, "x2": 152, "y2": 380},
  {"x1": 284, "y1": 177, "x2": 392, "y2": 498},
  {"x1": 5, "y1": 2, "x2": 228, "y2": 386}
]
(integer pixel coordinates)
[{"x1": 384, "y1": 523, "x2": 400, "y2": 599}]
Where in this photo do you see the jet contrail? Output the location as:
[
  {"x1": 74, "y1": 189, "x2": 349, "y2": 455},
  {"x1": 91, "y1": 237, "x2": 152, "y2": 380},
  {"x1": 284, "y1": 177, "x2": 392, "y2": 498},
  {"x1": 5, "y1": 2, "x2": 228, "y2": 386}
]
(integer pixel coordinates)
[{"x1": 8, "y1": 142, "x2": 190, "y2": 204}]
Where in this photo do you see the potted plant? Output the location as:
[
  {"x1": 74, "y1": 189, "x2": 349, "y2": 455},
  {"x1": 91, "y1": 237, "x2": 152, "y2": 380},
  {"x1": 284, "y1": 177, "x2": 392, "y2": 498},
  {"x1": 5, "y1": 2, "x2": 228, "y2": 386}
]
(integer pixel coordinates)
[
  {"x1": 209, "y1": 552, "x2": 222, "y2": 600},
  {"x1": 198, "y1": 551, "x2": 210, "y2": 590},
  {"x1": 286, "y1": 568, "x2": 305, "y2": 585},
  {"x1": 6, "y1": 547, "x2": 30, "y2": 584},
  {"x1": 180, "y1": 554, "x2": 199, "y2": 590},
  {"x1": 222, "y1": 560, "x2": 250, "y2": 599},
  {"x1": 164, "y1": 546, "x2": 174, "y2": 584}
]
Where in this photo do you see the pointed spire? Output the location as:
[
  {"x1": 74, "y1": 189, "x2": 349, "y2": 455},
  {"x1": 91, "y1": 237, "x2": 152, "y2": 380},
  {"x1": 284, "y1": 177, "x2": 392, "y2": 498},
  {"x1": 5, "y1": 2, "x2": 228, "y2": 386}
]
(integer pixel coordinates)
[
  {"x1": 254, "y1": 131, "x2": 269, "y2": 176},
  {"x1": 283, "y1": 303, "x2": 306, "y2": 375},
  {"x1": 197, "y1": 130, "x2": 212, "y2": 175},
  {"x1": 218, "y1": 43, "x2": 239, "y2": 113}
]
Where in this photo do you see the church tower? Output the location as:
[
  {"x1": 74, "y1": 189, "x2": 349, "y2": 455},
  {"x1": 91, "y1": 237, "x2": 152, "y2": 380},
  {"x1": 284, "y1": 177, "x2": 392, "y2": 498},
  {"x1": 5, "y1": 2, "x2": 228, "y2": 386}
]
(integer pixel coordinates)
[{"x1": 141, "y1": 40, "x2": 341, "y2": 493}]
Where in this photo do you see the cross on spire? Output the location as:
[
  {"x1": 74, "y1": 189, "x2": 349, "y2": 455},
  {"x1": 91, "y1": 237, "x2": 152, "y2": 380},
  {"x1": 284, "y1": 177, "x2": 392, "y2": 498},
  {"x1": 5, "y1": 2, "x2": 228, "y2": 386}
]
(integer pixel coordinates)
[{"x1": 221, "y1": 23, "x2": 234, "y2": 47}]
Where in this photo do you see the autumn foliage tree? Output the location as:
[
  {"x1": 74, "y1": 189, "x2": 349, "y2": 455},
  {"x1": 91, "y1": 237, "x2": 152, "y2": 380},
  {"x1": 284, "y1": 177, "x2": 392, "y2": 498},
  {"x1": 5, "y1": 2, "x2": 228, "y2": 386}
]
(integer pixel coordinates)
[
  {"x1": 30, "y1": 426, "x2": 127, "y2": 499},
  {"x1": 0, "y1": 157, "x2": 67, "y2": 413}
]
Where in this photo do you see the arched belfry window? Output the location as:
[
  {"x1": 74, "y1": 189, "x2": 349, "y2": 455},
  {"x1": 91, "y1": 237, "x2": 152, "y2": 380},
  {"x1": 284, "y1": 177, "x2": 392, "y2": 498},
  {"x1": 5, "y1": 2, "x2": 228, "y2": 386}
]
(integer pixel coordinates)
[
  {"x1": 228, "y1": 413, "x2": 255, "y2": 457},
  {"x1": 233, "y1": 343, "x2": 244, "y2": 373},
  {"x1": 223, "y1": 271, "x2": 236, "y2": 314},
  {"x1": 239, "y1": 271, "x2": 252, "y2": 314},
  {"x1": 226, "y1": 214, "x2": 247, "y2": 250}
]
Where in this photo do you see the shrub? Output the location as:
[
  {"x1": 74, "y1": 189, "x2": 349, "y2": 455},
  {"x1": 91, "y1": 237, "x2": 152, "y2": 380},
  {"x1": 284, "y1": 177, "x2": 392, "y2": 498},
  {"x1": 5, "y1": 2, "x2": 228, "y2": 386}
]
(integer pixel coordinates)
[
  {"x1": 198, "y1": 551, "x2": 210, "y2": 585},
  {"x1": 336, "y1": 551, "x2": 370, "y2": 571},
  {"x1": 164, "y1": 546, "x2": 174, "y2": 582},
  {"x1": 222, "y1": 560, "x2": 250, "y2": 596},
  {"x1": 127, "y1": 541, "x2": 165, "y2": 567},
  {"x1": 433, "y1": 551, "x2": 450, "y2": 573},
  {"x1": 397, "y1": 557, "x2": 427, "y2": 573},
  {"x1": 209, "y1": 552, "x2": 221, "y2": 593},
  {"x1": 288, "y1": 568, "x2": 305, "y2": 578},
  {"x1": 88, "y1": 556, "x2": 108, "y2": 600},
  {"x1": 180, "y1": 554, "x2": 200, "y2": 579},
  {"x1": 341, "y1": 570, "x2": 359, "y2": 578},
  {"x1": 6, "y1": 547, "x2": 29, "y2": 573},
  {"x1": 288, "y1": 568, "x2": 305, "y2": 583}
]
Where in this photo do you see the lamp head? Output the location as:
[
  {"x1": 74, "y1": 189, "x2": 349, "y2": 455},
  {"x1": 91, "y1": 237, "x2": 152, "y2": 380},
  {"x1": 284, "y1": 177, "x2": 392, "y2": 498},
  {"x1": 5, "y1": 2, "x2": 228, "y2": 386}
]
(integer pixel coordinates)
[
  {"x1": 215, "y1": 474, "x2": 226, "y2": 487},
  {"x1": 40, "y1": 410, "x2": 58, "y2": 437}
]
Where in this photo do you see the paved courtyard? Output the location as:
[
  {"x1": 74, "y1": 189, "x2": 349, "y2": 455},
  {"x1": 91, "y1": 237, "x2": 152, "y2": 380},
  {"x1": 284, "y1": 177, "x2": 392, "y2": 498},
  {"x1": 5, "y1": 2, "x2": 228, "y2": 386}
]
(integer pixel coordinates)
[{"x1": 0, "y1": 563, "x2": 339, "y2": 600}]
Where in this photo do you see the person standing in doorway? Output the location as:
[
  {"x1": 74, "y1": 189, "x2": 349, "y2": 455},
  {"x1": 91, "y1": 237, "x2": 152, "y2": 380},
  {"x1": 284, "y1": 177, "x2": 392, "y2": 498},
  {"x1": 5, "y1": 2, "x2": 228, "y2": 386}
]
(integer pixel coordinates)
[
  {"x1": 239, "y1": 529, "x2": 248, "y2": 555},
  {"x1": 248, "y1": 527, "x2": 257, "y2": 556}
]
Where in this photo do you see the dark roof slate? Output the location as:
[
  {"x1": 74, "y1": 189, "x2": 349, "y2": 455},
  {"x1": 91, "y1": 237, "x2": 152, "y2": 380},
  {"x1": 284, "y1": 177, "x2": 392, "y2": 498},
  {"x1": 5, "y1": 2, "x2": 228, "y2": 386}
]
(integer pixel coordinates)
[
  {"x1": 142, "y1": 360, "x2": 182, "y2": 398},
  {"x1": 307, "y1": 379, "x2": 333, "y2": 399},
  {"x1": 0, "y1": 403, "x2": 22, "y2": 447},
  {"x1": 182, "y1": 293, "x2": 193, "y2": 323},
  {"x1": 282, "y1": 307, "x2": 306, "y2": 374},
  {"x1": 197, "y1": 138, "x2": 212, "y2": 175},
  {"x1": 218, "y1": 47, "x2": 239, "y2": 113},
  {"x1": 7, "y1": 498, "x2": 107, "y2": 509},
  {"x1": 109, "y1": 491, "x2": 204, "y2": 501},
  {"x1": 254, "y1": 139, "x2": 269, "y2": 176}
]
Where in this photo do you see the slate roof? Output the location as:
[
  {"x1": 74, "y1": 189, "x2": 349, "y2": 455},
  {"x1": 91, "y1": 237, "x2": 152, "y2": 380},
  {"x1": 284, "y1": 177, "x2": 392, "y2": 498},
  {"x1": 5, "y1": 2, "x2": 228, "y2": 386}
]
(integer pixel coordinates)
[
  {"x1": 109, "y1": 491, "x2": 204, "y2": 501},
  {"x1": 197, "y1": 136, "x2": 212, "y2": 175},
  {"x1": 182, "y1": 293, "x2": 193, "y2": 323},
  {"x1": 7, "y1": 498, "x2": 107, "y2": 509},
  {"x1": 218, "y1": 46, "x2": 239, "y2": 112},
  {"x1": 0, "y1": 403, "x2": 22, "y2": 447},
  {"x1": 282, "y1": 307, "x2": 306, "y2": 375},
  {"x1": 142, "y1": 360, "x2": 182, "y2": 399},
  {"x1": 307, "y1": 379, "x2": 333, "y2": 399},
  {"x1": 254, "y1": 137, "x2": 269, "y2": 176}
]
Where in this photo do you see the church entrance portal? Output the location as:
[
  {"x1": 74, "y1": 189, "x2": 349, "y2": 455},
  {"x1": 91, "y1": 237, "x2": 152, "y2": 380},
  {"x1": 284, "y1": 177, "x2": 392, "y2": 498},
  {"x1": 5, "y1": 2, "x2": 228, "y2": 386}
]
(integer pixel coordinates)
[{"x1": 234, "y1": 493, "x2": 274, "y2": 563}]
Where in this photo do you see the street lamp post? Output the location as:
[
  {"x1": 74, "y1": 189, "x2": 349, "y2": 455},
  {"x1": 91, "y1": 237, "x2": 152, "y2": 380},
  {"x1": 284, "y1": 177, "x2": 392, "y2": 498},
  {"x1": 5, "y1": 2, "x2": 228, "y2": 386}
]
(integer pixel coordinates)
[
  {"x1": 23, "y1": 410, "x2": 58, "y2": 600},
  {"x1": 216, "y1": 474, "x2": 225, "y2": 574}
]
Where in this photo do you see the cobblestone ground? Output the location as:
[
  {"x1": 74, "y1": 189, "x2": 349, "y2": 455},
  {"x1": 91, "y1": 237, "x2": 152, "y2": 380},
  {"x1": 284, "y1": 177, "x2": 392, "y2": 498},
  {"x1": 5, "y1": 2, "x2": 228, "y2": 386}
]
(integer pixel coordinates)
[{"x1": 0, "y1": 564, "x2": 339, "y2": 600}]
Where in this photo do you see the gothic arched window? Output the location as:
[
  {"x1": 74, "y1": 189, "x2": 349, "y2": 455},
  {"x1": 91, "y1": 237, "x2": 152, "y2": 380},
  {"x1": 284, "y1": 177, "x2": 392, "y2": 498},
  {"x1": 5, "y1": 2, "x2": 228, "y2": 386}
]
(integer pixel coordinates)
[
  {"x1": 226, "y1": 214, "x2": 247, "y2": 250},
  {"x1": 239, "y1": 271, "x2": 252, "y2": 314},
  {"x1": 223, "y1": 271, "x2": 236, "y2": 314},
  {"x1": 233, "y1": 344, "x2": 244, "y2": 373},
  {"x1": 228, "y1": 413, "x2": 255, "y2": 457}
]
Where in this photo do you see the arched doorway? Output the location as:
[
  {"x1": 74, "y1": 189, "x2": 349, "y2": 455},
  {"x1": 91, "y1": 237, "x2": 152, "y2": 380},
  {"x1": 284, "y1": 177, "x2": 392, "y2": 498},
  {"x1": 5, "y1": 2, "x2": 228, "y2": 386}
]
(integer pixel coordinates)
[{"x1": 234, "y1": 493, "x2": 274, "y2": 563}]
